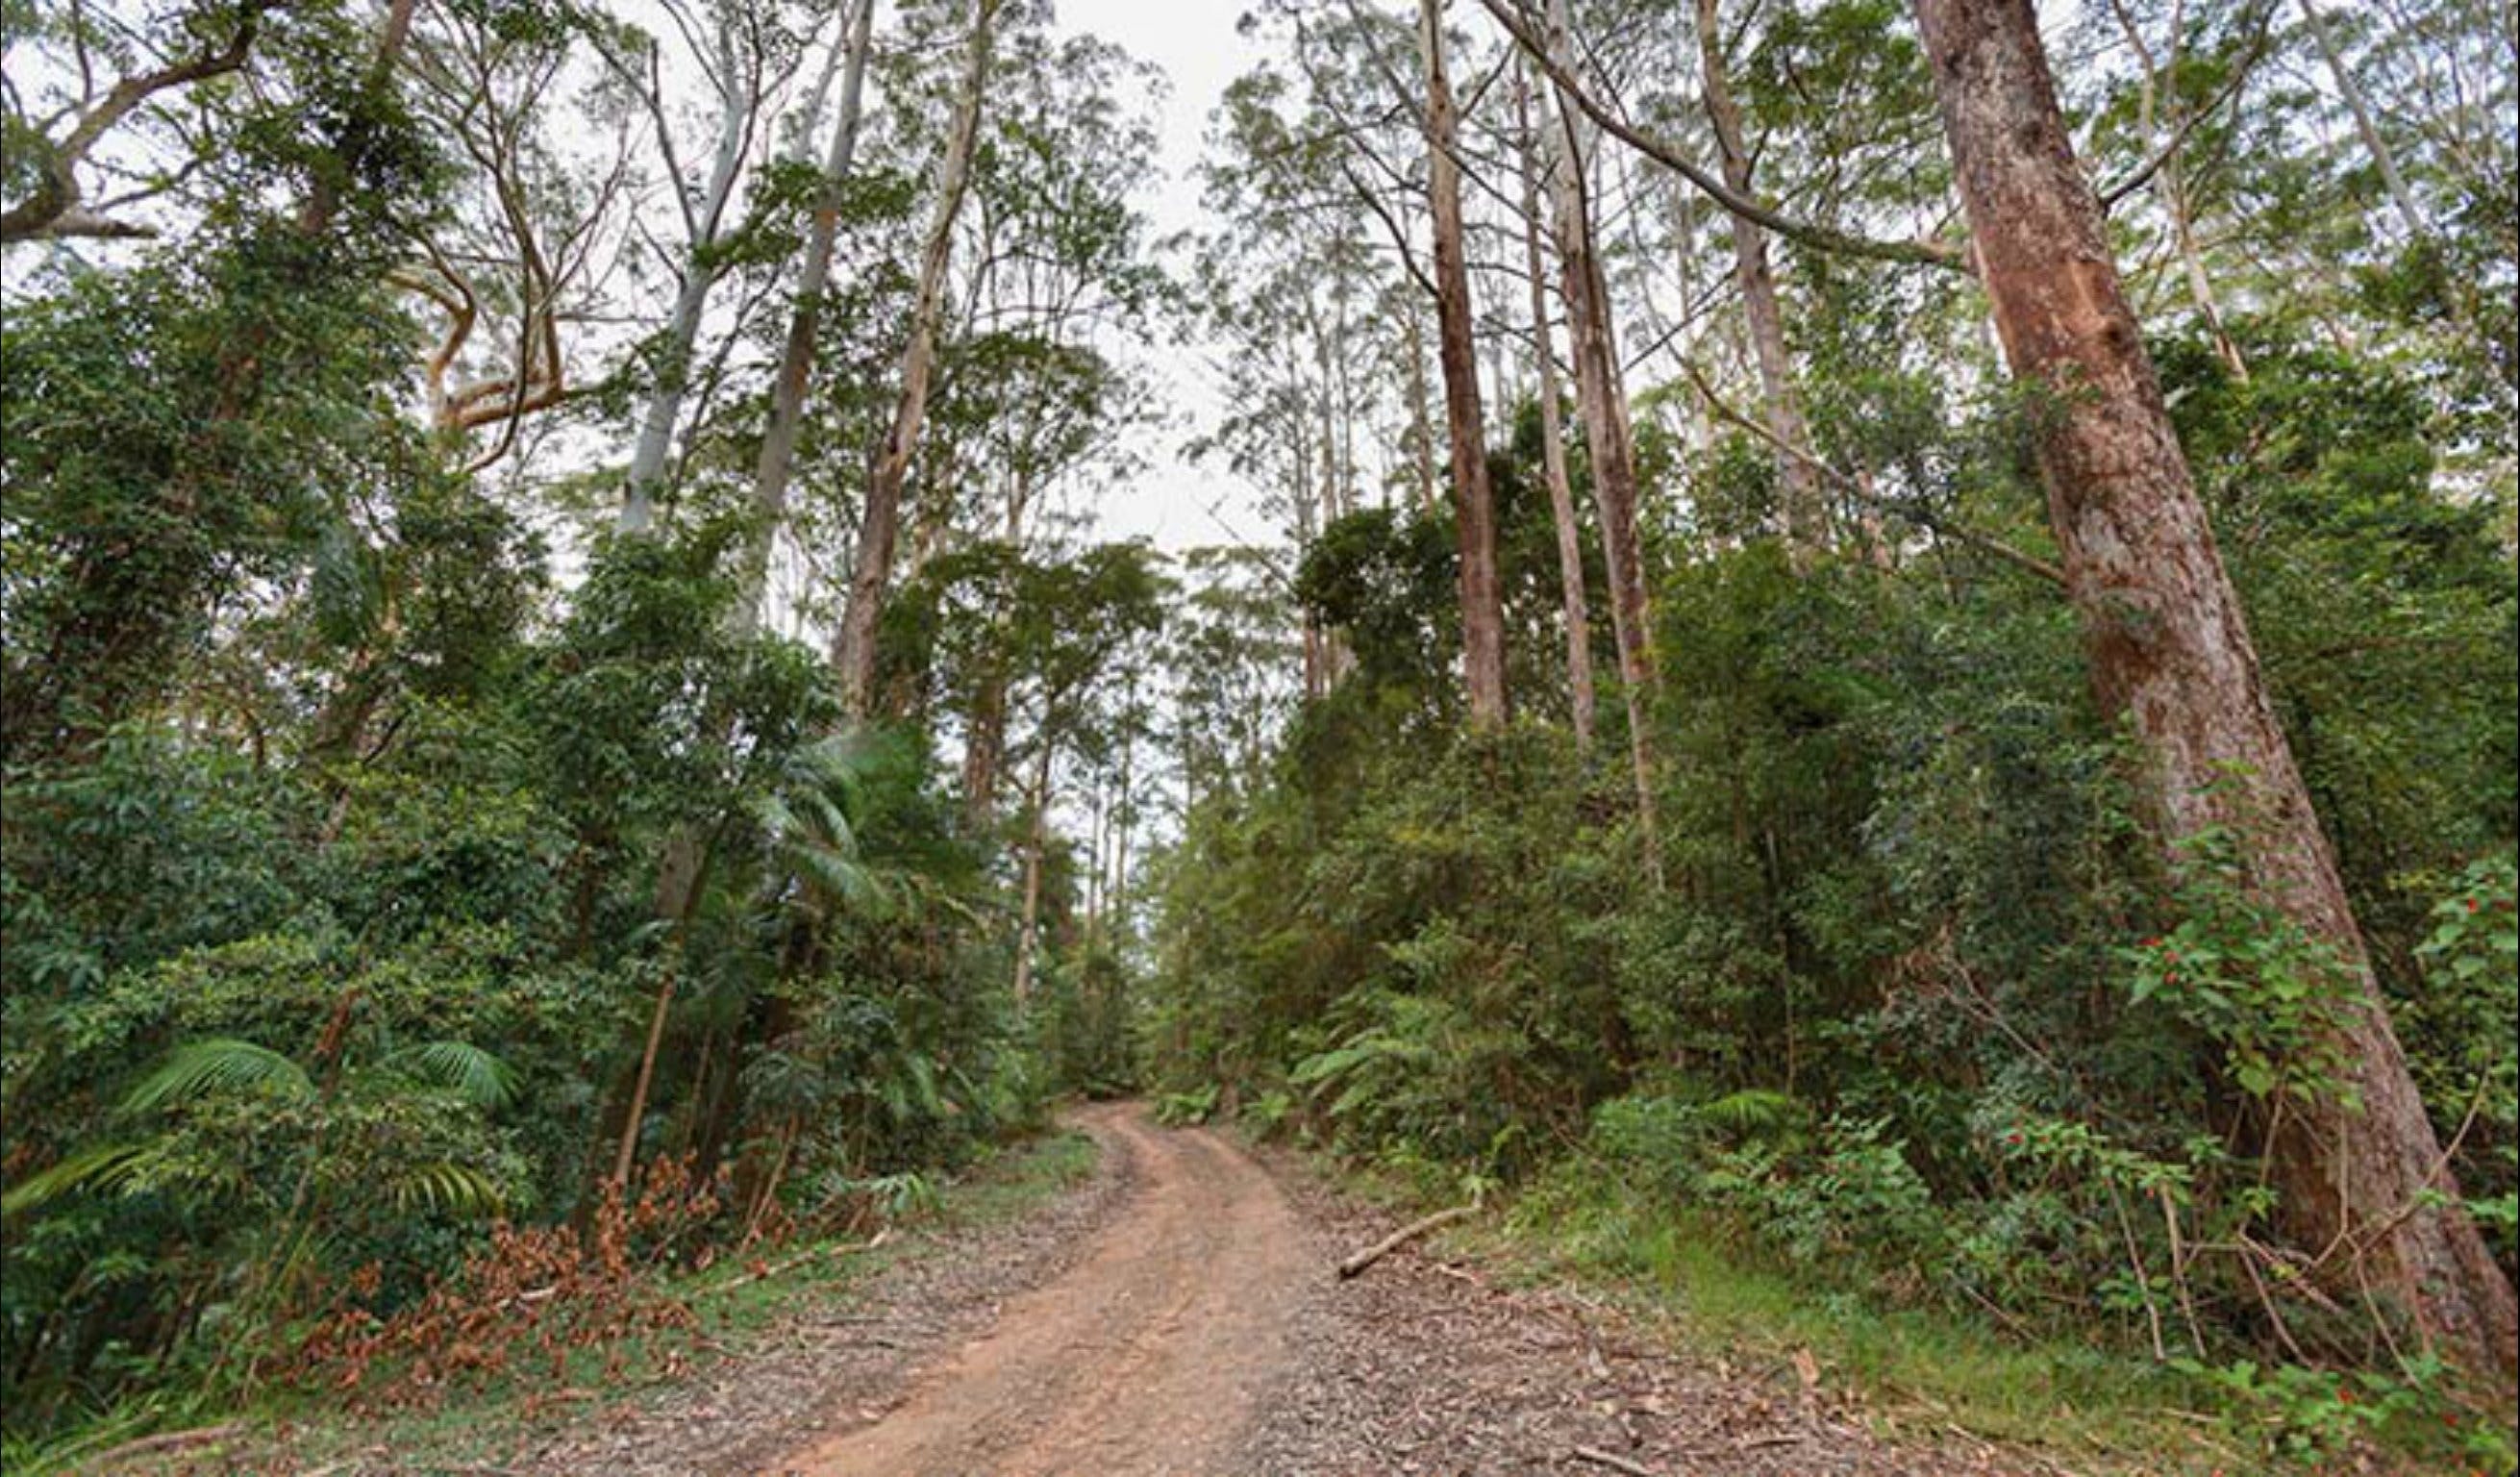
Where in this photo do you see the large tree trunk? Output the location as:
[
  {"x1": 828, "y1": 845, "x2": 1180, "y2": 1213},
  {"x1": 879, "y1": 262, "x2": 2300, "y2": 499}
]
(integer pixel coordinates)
[
  {"x1": 1692, "y1": 0, "x2": 1825, "y2": 565},
  {"x1": 1515, "y1": 64, "x2": 1597, "y2": 754},
  {"x1": 833, "y1": 0, "x2": 1000, "y2": 716},
  {"x1": 1418, "y1": 0, "x2": 1510, "y2": 730},
  {"x1": 1542, "y1": 2, "x2": 1661, "y2": 880},
  {"x1": 740, "y1": 0, "x2": 878, "y2": 627},
  {"x1": 1912, "y1": 0, "x2": 2516, "y2": 1384}
]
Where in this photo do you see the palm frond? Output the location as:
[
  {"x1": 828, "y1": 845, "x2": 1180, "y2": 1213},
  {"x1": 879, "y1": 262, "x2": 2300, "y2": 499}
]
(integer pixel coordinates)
[
  {"x1": 386, "y1": 1040, "x2": 521, "y2": 1109},
  {"x1": 122, "y1": 1039, "x2": 315, "y2": 1114},
  {"x1": 2, "y1": 1142, "x2": 158, "y2": 1216},
  {"x1": 388, "y1": 1161, "x2": 507, "y2": 1216},
  {"x1": 780, "y1": 839, "x2": 894, "y2": 916}
]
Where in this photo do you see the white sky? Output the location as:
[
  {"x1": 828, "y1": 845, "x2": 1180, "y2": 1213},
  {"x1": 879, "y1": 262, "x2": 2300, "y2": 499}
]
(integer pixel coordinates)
[{"x1": 1047, "y1": 0, "x2": 1275, "y2": 556}]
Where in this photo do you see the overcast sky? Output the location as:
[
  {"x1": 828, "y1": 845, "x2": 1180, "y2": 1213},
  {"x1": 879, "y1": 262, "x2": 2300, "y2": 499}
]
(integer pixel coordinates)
[{"x1": 1048, "y1": 0, "x2": 1275, "y2": 556}]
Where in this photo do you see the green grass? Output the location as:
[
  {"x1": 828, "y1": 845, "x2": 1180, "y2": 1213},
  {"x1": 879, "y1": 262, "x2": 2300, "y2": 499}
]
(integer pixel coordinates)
[
  {"x1": 20, "y1": 1128, "x2": 1102, "y2": 1477},
  {"x1": 1294, "y1": 1136, "x2": 2509, "y2": 1477},
  {"x1": 1487, "y1": 1186, "x2": 2226, "y2": 1470}
]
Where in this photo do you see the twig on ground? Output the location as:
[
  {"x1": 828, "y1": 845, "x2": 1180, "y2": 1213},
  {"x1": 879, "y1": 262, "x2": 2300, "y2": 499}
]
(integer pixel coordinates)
[{"x1": 1570, "y1": 1443, "x2": 1658, "y2": 1476}]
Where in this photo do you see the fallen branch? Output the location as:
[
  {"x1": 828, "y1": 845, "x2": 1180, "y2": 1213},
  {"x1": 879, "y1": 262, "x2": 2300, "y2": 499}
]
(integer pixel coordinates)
[
  {"x1": 1337, "y1": 1203, "x2": 1478, "y2": 1280},
  {"x1": 69, "y1": 1423, "x2": 242, "y2": 1471},
  {"x1": 715, "y1": 1227, "x2": 892, "y2": 1293},
  {"x1": 1571, "y1": 1443, "x2": 1658, "y2": 1475}
]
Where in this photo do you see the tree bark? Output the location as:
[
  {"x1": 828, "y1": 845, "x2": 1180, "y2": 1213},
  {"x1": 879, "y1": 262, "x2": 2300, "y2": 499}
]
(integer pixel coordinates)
[
  {"x1": 1418, "y1": 0, "x2": 1510, "y2": 730},
  {"x1": 1912, "y1": 0, "x2": 2515, "y2": 1384},
  {"x1": 1336, "y1": 1202, "x2": 1478, "y2": 1279},
  {"x1": 1542, "y1": 0, "x2": 1661, "y2": 880},
  {"x1": 1692, "y1": 0, "x2": 1826, "y2": 565},
  {"x1": 742, "y1": 0, "x2": 878, "y2": 627},
  {"x1": 1515, "y1": 64, "x2": 1597, "y2": 754},
  {"x1": 834, "y1": 0, "x2": 1000, "y2": 716}
]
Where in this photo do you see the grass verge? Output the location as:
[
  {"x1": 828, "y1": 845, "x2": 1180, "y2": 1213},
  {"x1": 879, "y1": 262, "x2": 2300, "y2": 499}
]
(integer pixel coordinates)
[{"x1": 1293, "y1": 1137, "x2": 2508, "y2": 1476}]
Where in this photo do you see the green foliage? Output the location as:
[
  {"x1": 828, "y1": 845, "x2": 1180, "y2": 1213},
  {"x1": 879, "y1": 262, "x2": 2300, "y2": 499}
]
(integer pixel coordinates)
[
  {"x1": 2125, "y1": 819, "x2": 2360, "y2": 1108},
  {"x1": 1146, "y1": 319, "x2": 2516, "y2": 1456},
  {"x1": 1152, "y1": 1085, "x2": 1221, "y2": 1127}
]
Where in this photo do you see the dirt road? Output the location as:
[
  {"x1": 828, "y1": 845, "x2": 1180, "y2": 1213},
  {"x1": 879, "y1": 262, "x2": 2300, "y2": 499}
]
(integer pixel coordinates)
[
  {"x1": 776, "y1": 1103, "x2": 1307, "y2": 1476},
  {"x1": 221, "y1": 1102, "x2": 2061, "y2": 1475}
]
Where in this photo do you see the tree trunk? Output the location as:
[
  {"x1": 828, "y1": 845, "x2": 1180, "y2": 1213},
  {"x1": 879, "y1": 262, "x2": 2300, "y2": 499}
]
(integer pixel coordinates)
[
  {"x1": 1542, "y1": 2, "x2": 1661, "y2": 880},
  {"x1": 961, "y1": 671, "x2": 1008, "y2": 824},
  {"x1": 1692, "y1": 0, "x2": 1826, "y2": 565},
  {"x1": 834, "y1": 0, "x2": 1000, "y2": 715},
  {"x1": 1404, "y1": 304, "x2": 1441, "y2": 514},
  {"x1": 611, "y1": 829, "x2": 710, "y2": 1189},
  {"x1": 2294, "y1": 0, "x2": 2426, "y2": 242},
  {"x1": 742, "y1": 0, "x2": 878, "y2": 627},
  {"x1": 1419, "y1": 0, "x2": 1510, "y2": 731},
  {"x1": 1011, "y1": 742, "x2": 1052, "y2": 1003},
  {"x1": 2101, "y1": 0, "x2": 2248, "y2": 382},
  {"x1": 1515, "y1": 63, "x2": 1597, "y2": 754},
  {"x1": 1912, "y1": 0, "x2": 2516, "y2": 1384},
  {"x1": 620, "y1": 27, "x2": 754, "y2": 536}
]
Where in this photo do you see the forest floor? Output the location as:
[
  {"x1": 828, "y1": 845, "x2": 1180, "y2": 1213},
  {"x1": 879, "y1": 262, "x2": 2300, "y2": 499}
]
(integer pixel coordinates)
[{"x1": 112, "y1": 1104, "x2": 2183, "y2": 1476}]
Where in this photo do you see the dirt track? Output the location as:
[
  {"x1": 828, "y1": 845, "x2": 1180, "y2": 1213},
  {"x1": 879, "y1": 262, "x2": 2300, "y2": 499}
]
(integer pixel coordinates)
[
  {"x1": 191, "y1": 1102, "x2": 2067, "y2": 1475},
  {"x1": 753, "y1": 1104, "x2": 2052, "y2": 1477},
  {"x1": 776, "y1": 1102, "x2": 1305, "y2": 1475}
]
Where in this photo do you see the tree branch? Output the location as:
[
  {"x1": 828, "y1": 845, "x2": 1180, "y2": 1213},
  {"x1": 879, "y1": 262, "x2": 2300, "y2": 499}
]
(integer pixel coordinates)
[
  {"x1": 2097, "y1": 3, "x2": 2279, "y2": 208},
  {"x1": 1677, "y1": 355, "x2": 2067, "y2": 587},
  {"x1": 1469, "y1": 0, "x2": 1966, "y2": 272},
  {"x1": 0, "y1": 5, "x2": 268, "y2": 243}
]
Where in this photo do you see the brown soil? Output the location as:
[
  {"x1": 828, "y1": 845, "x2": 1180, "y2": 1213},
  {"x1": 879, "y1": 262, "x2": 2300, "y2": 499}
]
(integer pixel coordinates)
[
  {"x1": 754, "y1": 1103, "x2": 2059, "y2": 1476},
  {"x1": 773, "y1": 1101, "x2": 1307, "y2": 1475}
]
